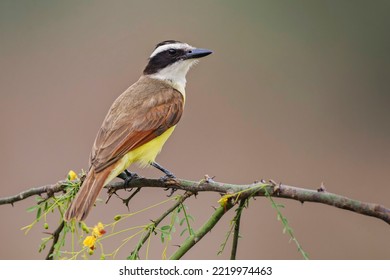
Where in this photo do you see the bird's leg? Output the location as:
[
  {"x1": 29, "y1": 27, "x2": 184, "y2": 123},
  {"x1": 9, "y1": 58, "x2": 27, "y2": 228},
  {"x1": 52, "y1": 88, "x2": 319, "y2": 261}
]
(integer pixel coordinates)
[
  {"x1": 150, "y1": 161, "x2": 177, "y2": 197},
  {"x1": 150, "y1": 161, "x2": 176, "y2": 179},
  {"x1": 117, "y1": 169, "x2": 139, "y2": 187}
]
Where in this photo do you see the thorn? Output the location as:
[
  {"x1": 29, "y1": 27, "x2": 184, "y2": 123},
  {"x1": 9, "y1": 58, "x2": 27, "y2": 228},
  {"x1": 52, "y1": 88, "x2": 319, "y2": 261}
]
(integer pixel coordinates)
[
  {"x1": 269, "y1": 179, "x2": 277, "y2": 186},
  {"x1": 123, "y1": 187, "x2": 141, "y2": 208},
  {"x1": 204, "y1": 174, "x2": 215, "y2": 183},
  {"x1": 105, "y1": 192, "x2": 114, "y2": 204},
  {"x1": 190, "y1": 191, "x2": 198, "y2": 198},
  {"x1": 317, "y1": 182, "x2": 326, "y2": 192}
]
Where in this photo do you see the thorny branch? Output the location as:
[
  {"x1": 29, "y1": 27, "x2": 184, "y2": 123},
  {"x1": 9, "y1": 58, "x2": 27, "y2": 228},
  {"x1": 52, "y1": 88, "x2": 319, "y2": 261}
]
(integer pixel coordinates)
[{"x1": 1, "y1": 176, "x2": 389, "y2": 224}]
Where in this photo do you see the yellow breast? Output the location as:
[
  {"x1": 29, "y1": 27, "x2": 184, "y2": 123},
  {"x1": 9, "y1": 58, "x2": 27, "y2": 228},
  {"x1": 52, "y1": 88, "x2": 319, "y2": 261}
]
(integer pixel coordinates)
[{"x1": 103, "y1": 126, "x2": 176, "y2": 185}]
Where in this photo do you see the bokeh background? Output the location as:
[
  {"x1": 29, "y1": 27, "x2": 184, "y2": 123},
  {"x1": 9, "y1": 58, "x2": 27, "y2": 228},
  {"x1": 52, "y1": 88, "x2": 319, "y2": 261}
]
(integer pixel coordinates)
[{"x1": 0, "y1": 0, "x2": 389, "y2": 259}]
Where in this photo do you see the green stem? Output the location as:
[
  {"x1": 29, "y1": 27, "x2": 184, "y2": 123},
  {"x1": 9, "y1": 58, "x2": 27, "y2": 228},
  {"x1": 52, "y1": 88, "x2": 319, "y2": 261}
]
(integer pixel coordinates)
[
  {"x1": 230, "y1": 199, "x2": 246, "y2": 260},
  {"x1": 180, "y1": 202, "x2": 192, "y2": 236},
  {"x1": 264, "y1": 188, "x2": 309, "y2": 259},
  {"x1": 170, "y1": 202, "x2": 235, "y2": 260}
]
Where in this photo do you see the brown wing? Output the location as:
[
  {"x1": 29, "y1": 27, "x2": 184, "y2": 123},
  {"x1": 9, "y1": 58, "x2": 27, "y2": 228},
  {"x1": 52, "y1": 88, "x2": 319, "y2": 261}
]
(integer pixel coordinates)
[{"x1": 90, "y1": 77, "x2": 184, "y2": 173}]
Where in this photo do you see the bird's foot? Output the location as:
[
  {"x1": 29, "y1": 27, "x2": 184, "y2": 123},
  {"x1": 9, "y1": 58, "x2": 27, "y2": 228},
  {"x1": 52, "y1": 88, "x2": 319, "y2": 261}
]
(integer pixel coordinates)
[
  {"x1": 159, "y1": 174, "x2": 177, "y2": 197},
  {"x1": 117, "y1": 170, "x2": 139, "y2": 187},
  {"x1": 159, "y1": 173, "x2": 176, "y2": 182},
  {"x1": 150, "y1": 161, "x2": 176, "y2": 179}
]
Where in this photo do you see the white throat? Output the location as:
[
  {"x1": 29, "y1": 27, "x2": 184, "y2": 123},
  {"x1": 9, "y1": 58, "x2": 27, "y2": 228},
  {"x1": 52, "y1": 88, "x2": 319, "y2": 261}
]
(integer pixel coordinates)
[{"x1": 148, "y1": 59, "x2": 197, "y2": 96}]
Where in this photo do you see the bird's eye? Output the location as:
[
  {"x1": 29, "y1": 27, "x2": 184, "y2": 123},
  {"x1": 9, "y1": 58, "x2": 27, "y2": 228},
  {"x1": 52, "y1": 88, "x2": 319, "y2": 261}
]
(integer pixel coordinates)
[{"x1": 168, "y1": 49, "x2": 177, "y2": 55}]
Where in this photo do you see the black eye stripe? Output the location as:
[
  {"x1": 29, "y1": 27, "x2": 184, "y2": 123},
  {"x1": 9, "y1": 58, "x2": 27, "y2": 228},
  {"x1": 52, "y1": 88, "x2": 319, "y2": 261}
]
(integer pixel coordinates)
[
  {"x1": 143, "y1": 49, "x2": 187, "y2": 75},
  {"x1": 164, "y1": 49, "x2": 185, "y2": 57}
]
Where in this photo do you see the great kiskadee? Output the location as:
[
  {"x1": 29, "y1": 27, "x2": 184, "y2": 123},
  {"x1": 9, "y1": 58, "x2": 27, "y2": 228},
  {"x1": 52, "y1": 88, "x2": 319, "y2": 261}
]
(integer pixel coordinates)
[{"x1": 64, "y1": 40, "x2": 212, "y2": 221}]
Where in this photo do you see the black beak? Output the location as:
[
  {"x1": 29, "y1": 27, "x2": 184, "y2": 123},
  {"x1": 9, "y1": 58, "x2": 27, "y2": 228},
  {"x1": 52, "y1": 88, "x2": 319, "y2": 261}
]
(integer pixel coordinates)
[{"x1": 185, "y1": 48, "x2": 213, "y2": 59}]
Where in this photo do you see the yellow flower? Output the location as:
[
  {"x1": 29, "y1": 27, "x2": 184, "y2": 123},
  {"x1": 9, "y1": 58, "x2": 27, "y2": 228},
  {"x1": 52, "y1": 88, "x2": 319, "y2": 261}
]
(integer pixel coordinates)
[
  {"x1": 67, "y1": 170, "x2": 78, "y2": 181},
  {"x1": 83, "y1": 235, "x2": 97, "y2": 249},
  {"x1": 82, "y1": 222, "x2": 106, "y2": 250},
  {"x1": 92, "y1": 222, "x2": 106, "y2": 237}
]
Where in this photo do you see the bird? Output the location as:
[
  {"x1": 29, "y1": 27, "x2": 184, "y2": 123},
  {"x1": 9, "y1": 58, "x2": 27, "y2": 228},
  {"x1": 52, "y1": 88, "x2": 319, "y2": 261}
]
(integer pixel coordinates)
[{"x1": 64, "y1": 40, "x2": 212, "y2": 221}]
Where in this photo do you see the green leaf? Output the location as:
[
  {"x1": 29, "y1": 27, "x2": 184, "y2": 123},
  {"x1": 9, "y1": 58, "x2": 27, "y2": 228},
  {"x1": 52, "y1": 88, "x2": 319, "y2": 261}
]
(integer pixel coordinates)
[
  {"x1": 160, "y1": 225, "x2": 170, "y2": 233},
  {"x1": 160, "y1": 233, "x2": 165, "y2": 243},
  {"x1": 26, "y1": 205, "x2": 39, "y2": 212},
  {"x1": 36, "y1": 207, "x2": 42, "y2": 220},
  {"x1": 180, "y1": 228, "x2": 188, "y2": 236},
  {"x1": 187, "y1": 215, "x2": 194, "y2": 222}
]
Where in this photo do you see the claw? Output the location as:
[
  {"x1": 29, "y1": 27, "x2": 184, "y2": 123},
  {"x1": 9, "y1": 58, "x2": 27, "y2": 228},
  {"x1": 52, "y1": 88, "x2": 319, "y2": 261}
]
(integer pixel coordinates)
[{"x1": 166, "y1": 187, "x2": 177, "y2": 197}]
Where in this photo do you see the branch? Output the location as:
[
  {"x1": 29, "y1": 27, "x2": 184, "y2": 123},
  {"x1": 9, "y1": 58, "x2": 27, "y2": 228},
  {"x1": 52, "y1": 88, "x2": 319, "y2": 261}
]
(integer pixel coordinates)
[
  {"x1": 1, "y1": 176, "x2": 389, "y2": 224},
  {"x1": 0, "y1": 181, "x2": 68, "y2": 205},
  {"x1": 46, "y1": 221, "x2": 65, "y2": 260},
  {"x1": 106, "y1": 177, "x2": 390, "y2": 224}
]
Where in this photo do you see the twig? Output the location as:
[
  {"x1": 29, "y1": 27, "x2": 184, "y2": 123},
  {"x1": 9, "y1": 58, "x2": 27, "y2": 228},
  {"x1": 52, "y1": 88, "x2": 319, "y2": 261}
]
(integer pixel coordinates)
[
  {"x1": 264, "y1": 187, "x2": 309, "y2": 259},
  {"x1": 46, "y1": 221, "x2": 65, "y2": 260},
  {"x1": 0, "y1": 181, "x2": 69, "y2": 205},
  {"x1": 231, "y1": 199, "x2": 247, "y2": 260}
]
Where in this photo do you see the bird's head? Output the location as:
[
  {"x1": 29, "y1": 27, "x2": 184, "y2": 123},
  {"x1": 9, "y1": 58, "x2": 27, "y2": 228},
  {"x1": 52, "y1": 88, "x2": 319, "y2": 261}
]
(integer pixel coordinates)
[{"x1": 143, "y1": 40, "x2": 212, "y2": 92}]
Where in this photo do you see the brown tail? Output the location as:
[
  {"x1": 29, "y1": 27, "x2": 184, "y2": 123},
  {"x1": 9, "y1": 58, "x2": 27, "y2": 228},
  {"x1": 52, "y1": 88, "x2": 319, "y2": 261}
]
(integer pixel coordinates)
[{"x1": 64, "y1": 167, "x2": 111, "y2": 221}]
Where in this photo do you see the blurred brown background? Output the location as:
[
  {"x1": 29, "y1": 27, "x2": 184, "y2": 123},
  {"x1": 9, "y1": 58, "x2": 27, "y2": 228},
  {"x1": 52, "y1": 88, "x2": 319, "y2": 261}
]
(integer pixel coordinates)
[{"x1": 0, "y1": 0, "x2": 389, "y2": 259}]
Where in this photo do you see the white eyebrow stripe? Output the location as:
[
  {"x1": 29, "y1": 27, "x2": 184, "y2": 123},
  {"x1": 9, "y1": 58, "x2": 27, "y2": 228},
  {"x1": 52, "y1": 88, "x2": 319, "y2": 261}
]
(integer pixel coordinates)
[{"x1": 150, "y1": 43, "x2": 193, "y2": 58}]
